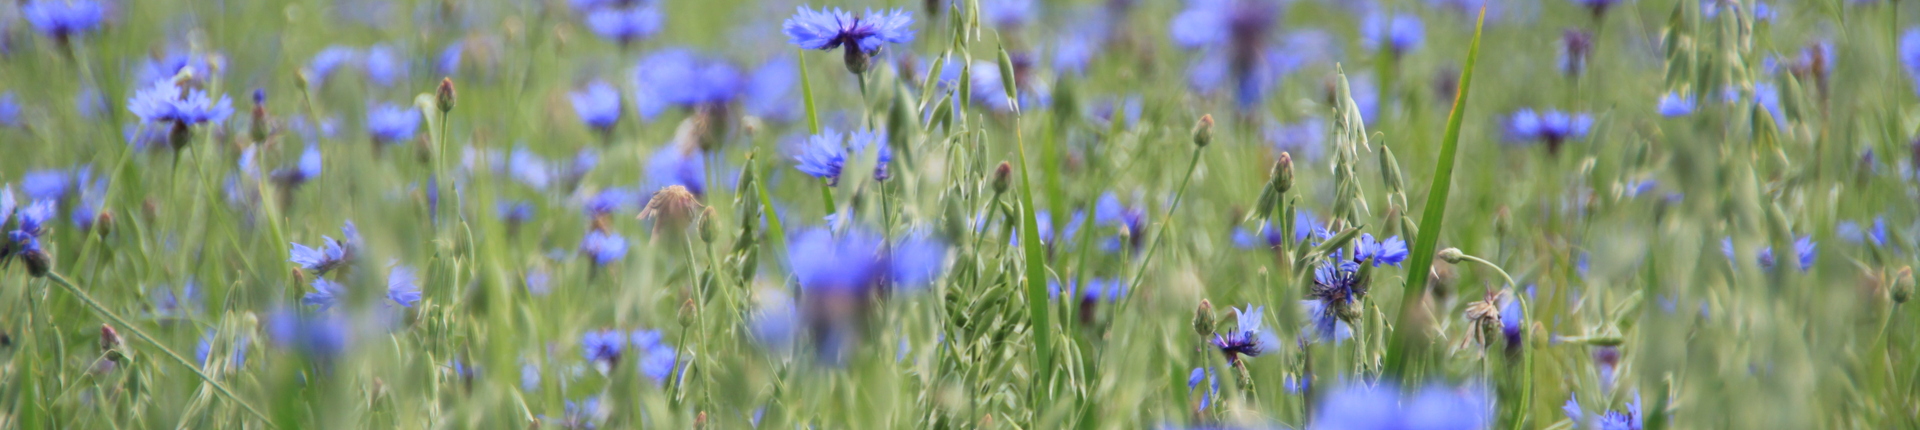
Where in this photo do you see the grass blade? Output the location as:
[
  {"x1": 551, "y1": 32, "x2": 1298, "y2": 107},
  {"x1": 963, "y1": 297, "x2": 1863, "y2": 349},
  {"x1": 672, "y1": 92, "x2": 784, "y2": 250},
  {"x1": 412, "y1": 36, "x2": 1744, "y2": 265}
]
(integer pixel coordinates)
[{"x1": 1384, "y1": 7, "x2": 1485, "y2": 379}]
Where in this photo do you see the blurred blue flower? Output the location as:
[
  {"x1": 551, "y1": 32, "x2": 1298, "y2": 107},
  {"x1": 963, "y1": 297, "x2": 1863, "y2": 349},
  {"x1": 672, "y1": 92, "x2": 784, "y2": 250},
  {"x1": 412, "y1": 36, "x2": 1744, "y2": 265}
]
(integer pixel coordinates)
[
  {"x1": 1087, "y1": 95, "x2": 1142, "y2": 129},
  {"x1": 128, "y1": 82, "x2": 235, "y2": 126},
  {"x1": 1504, "y1": 108, "x2": 1593, "y2": 152},
  {"x1": 570, "y1": 81, "x2": 623, "y2": 131},
  {"x1": 508, "y1": 146, "x2": 553, "y2": 190},
  {"x1": 787, "y1": 227, "x2": 886, "y2": 295},
  {"x1": 1559, "y1": 29, "x2": 1593, "y2": 76},
  {"x1": 271, "y1": 144, "x2": 324, "y2": 187},
  {"x1": 303, "y1": 277, "x2": 343, "y2": 310},
  {"x1": 267, "y1": 308, "x2": 350, "y2": 359},
  {"x1": 363, "y1": 44, "x2": 404, "y2": 87},
  {"x1": 1902, "y1": 29, "x2": 1920, "y2": 93},
  {"x1": 73, "y1": 87, "x2": 105, "y2": 120},
  {"x1": 1050, "y1": 278, "x2": 1127, "y2": 303},
  {"x1": 0, "y1": 185, "x2": 14, "y2": 228},
  {"x1": 22, "y1": 169, "x2": 74, "y2": 201},
  {"x1": 585, "y1": 4, "x2": 663, "y2": 45},
  {"x1": 152, "y1": 281, "x2": 200, "y2": 319},
  {"x1": 981, "y1": 0, "x2": 1036, "y2": 30},
  {"x1": 887, "y1": 233, "x2": 948, "y2": 291},
  {"x1": 1052, "y1": 30, "x2": 1098, "y2": 76},
  {"x1": 631, "y1": 49, "x2": 743, "y2": 120},
  {"x1": 1362, "y1": 13, "x2": 1425, "y2": 56},
  {"x1": 499, "y1": 201, "x2": 535, "y2": 224},
  {"x1": 580, "y1": 230, "x2": 628, "y2": 266},
  {"x1": 367, "y1": 103, "x2": 420, "y2": 145},
  {"x1": 1231, "y1": 221, "x2": 1283, "y2": 250},
  {"x1": 582, "y1": 329, "x2": 627, "y2": 366},
  {"x1": 794, "y1": 127, "x2": 891, "y2": 186},
  {"x1": 560, "y1": 397, "x2": 604, "y2": 428},
  {"x1": 22, "y1": 0, "x2": 104, "y2": 40},
  {"x1": 1752, "y1": 82, "x2": 1786, "y2": 129},
  {"x1": 1837, "y1": 217, "x2": 1887, "y2": 246},
  {"x1": 782, "y1": 6, "x2": 915, "y2": 54},
  {"x1": 387, "y1": 265, "x2": 421, "y2": 307},
  {"x1": 744, "y1": 56, "x2": 799, "y2": 122},
  {"x1": 583, "y1": 187, "x2": 634, "y2": 218},
  {"x1": 136, "y1": 49, "x2": 220, "y2": 87},
  {"x1": 1094, "y1": 192, "x2": 1145, "y2": 253},
  {"x1": 645, "y1": 144, "x2": 709, "y2": 195},
  {"x1": 1311, "y1": 382, "x2": 1490, "y2": 430},
  {"x1": 1500, "y1": 293, "x2": 1524, "y2": 347},
  {"x1": 1212, "y1": 305, "x2": 1279, "y2": 363},
  {"x1": 1301, "y1": 297, "x2": 1352, "y2": 344},
  {"x1": 630, "y1": 330, "x2": 678, "y2": 383},
  {"x1": 0, "y1": 93, "x2": 20, "y2": 128},
  {"x1": 8, "y1": 200, "x2": 54, "y2": 252},
  {"x1": 436, "y1": 42, "x2": 464, "y2": 76},
  {"x1": 1703, "y1": 0, "x2": 1773, "y2": 21},
  {"x1": 290, "y1": 232, "x2": 350, "y2": 274},
  {"x1": 1657, "y1": 92, "x2": 1696, "y2": 117},
  {"x1": 1189, "y1": 366, "x2": 1220, "y2": 410},
  {"x1": 1564, "y1": 393, "x2": 1643, "y2": 430},
  {"x1": 1266, "y1": 117, "x2": 1326, "y2": 163},
  {"x1": 196, "y1": 329, "x2": 250, "y2": 370},
  {"x1": 308, "y1": 46, "x2": 359, "y2": 87}
]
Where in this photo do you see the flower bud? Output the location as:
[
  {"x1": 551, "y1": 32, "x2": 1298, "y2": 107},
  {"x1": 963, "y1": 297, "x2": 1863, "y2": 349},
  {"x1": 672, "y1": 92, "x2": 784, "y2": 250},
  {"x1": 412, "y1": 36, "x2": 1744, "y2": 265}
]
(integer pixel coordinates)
[
  {"x1": 991, "y1": 161, "x2": 1012, "y2": 195},
  {"x1": 1191, "y1": 114, "x2": 1214, "y2": 148},
  {"x1": 843, "y1": 46, "x2": 871, "y2": 76},
  {"x1": 249, "y1": 89, "x2": 270, "y2": 143},
  {"x1": 1893, "y1": 266, "x2": 1913, "y2": 304},
  {"x1": 93, "y1": 211, "x2": 113, "y2": 238},
  {"x1": 436, "y1": 78, "x2": 457, "y2": 114},
  {"x1": 1192, "y1": 299, "x2": 1216, "y2": 337},
  {"x1": 100, "y1": 324, "x2": 122, "y2": 354},
  {"x1": 678, "y1": 298, "x2": 698, "y2": 328},
  {"x1": 1437, "y1": 247, "x2": 1467, "y2": 265},
  {"x1": 1272, "y1": 152, "x2": 1293, "y2": 194},
  {"x1": 697, "y1": 207, "x2": 717, "y2": 244},
  {"x1": 22, "y1": 248, "x2": 51, "y2": 278}
]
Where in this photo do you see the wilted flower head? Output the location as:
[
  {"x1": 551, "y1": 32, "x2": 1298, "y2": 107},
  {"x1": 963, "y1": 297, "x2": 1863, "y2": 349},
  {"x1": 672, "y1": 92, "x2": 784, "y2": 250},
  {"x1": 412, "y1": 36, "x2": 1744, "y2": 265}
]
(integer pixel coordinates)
[
  {"x1": 22, "y1": 0, "x2": 105, "y2": 41},
  {"x1": 366, "y1": 103, "x2": 421, "y2": 145},
  {"x1": 570, "y1": 81, "x2": 623, "y2": 131},
  {"x1": 1310, "y1": 382, "x2": 1490, "y2": 430}
]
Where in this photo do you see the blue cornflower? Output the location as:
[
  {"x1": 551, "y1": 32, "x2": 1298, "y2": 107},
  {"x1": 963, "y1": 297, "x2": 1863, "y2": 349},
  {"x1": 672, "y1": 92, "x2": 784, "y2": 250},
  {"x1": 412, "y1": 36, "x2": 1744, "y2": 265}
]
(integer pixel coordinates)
[
  {"x1": 582, "y1": 329, "x2": 626, "y2": 367},
  {"x1": 267, "y1": 308, "x2": 350, "y2": 359},
  {"x1": 1362, "y1": 13, "x2": 1425, "y2": 56},
  {"x1": 135, "y1": 49, "x2": 219, "y2": 87},
  {"x1": 1050, "y1": 278, "x2": 1127, "y2": 303},
  {"x1": 303, "y1": 277, "x2": 343, "y2": 310},
  {"x1": 67, "y1": 169, "x2": 106, "y2": 230},
  {"x1": 1505, "y1": 108, "x2": 1594, "y2": 153},
  {"x1": 787, "y1": 227, "x2": 886, "y2": 294},
  {"x1": 1501, "y1": 291, "x2": 1525, "y2": 346},
  {"x1": 308, "y1": 46, "x2": 359, "y2": 88},
  {"x1": 290, "y1": 236, "x2": 349, "y2": 274},
  {"x1": 1087, "y1": 95, "x2": 1142, "y2": 129},
  {"x1": 570, "y1": 81, "x2": 622, "y2": 131},
  {"x1": 367, "y1": 103, "x2": 420, "y2": 145},
  {"x1": 744, "y1": 56, "x2": 799, "y2": 123},
  {"x1": 271, "y1": 144, "x2": 324, "y2": 187},
  {"x1": 1902, "y1": 29, "x2": 1920, "y2": 94},
  {"x1": 436, "y1": 42, "x2": 464, "y2": 76},
  {"x1": 1301, "y1": 297, "x2": 1353, "y2": 344},
  {"x1": 560, "y1": 397, "x2": 605, "y2": 428},
  {"x1": 8, "y1": 200, "x2": 54, "y2": 252},
  {"x1": 583, "y1": 187, "x2": 634, "y2": 218},
  {"x1": 1353, "y1": 234, "x2": 1409, "y2": 266},
  {"x1": 630, "y1": 49, "x2": 743, "y2": 120},
  {"x1": 1564, "y1": 394, "x2": 1643, "y2": 430},
  {"x1": 1657, "y1": 92, "x2": 1696, "y2": 117},
  {"x1": 980, "y1": 0, "x2": 1036, "y2": 30},
  {"x1": 152, "y1": 281, "x2": 200, "y2": 319},
  {"x1": 508, "y1": 146, "x2": 553, "y2": 190},
  {"x1": 74, "y1": 87, "x2": 105, "y2": 120},
  {"x1": 783, "y1": 6, "x2": 914, "y2": 74},
  {"x1": 1751, "y1": 82, "x2": 1787, "y2": 129},
  {"x1": 363, "y1": 44, "x2": 404, "y2": 87},
  {"x1": 1212, "y1": 305, "x2": 1279, "y2": 363},
  {"x1": 585, "y1": 4, "x2": 663, "y2": 45},
  {"x1": 0, "y1": 185, "x2": 14, "y2": 228},
  {"x1": 1231, "y1": 221, "x2": 1285, "y2": 250},
  {"x1": 1189, "y1": 367, "x2": 1220, "y2": 411},
  {"x1": 888, "y1": 233, "x2": 949, "y2": 291},
  {"x1": 499, "y1": 201, "x2": 535, "y2": 224},
  {"x1": 1052, "y1": 30, "x2": 1098, "y2": 76},
  {"x1": 1570, "y1": 0, "x2": 1623, "y2": 16},
  {"x1": 387, "y1": 265, "x2": 421, "y2": 307},
  {"x1": 0, "y1": 93, "x2": 20, "y2": 128},
  {"x1": 1305, "y1": 259, "x2": 1364, "y2": 340},
  {"x1": 1093, "y1": 193, "x2": 1146, "y2": 253},
  {"x1": 645, "y1": 145, "x2": 709, "y2": 195},
  {"x1": 196, "y1": 329, "x2": 250, "y2": 370},
  {"x1": 22, "y1": 169, "x2": 74, "y2": 201},
  {"x1": 793, "y1": 127, "x2": 891, "y2": 186},
  {"x1": 1838, "y1": 217, "x2": 1888, "y2": 246},
  {"x1": 127, "y1": 82, "x2": 235, "y2": 127},
  {"x1": 1311, "y1": 382, "x2": 1490, "y2": 430},
  {"x1": 580, "y1": 230, "x2": 628, "y2": 266},
  {"x1": 630, "y1": 330, "x2": 678, "y2": 384},
  {"x1": 22, "y1": 0, "x2": 104, "y2": 41},
  {"x1": 1723, "y1": 236, "x2": 1816, "y2": 271}
]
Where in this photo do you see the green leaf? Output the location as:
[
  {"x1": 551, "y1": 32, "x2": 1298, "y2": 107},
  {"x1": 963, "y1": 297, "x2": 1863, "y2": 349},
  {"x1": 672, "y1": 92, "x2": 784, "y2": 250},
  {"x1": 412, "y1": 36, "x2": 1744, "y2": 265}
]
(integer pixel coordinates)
[
  {"x1": 797, "y1": 48, "x2": 822, "y2": 135},
  {"x1": 1384, "y1": 7, "x2": 1485, "y2": 379}
]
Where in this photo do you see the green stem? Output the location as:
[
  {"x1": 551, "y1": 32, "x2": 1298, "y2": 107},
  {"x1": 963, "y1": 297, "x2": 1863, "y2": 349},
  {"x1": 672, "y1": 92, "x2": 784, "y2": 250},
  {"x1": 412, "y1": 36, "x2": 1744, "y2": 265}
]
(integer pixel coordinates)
[
  {"x1": 46, "y1": 273, "x2": 277, "y2": 428},
  {"x1": 1125, "y1": 148, "x2": 1205, "y2": 294}
]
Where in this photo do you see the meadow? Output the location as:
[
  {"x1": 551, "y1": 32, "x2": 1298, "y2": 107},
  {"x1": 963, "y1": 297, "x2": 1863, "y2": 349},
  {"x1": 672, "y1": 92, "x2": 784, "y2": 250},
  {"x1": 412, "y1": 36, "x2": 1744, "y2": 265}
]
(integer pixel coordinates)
[{"x1": 0, "y1": 0, "x2": 1916, "y2": 428}]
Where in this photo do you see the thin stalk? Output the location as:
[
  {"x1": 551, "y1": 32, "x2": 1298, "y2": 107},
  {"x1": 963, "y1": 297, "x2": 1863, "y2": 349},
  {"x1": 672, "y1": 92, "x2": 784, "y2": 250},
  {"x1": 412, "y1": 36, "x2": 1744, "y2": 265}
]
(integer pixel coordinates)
[
  {"x1": 1125, "y1": 149, "x2": 1205, "y2": 294},
  {"x1": 46, "y1": 273, "x2": 277, "y2": 428}
]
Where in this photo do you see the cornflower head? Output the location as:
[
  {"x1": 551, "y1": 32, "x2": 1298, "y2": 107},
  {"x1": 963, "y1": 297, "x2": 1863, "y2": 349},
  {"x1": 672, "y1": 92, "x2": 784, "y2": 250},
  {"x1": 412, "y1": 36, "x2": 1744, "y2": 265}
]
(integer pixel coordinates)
[
  {"x1": 507, "y1": 146, "x2": 553, "y2": 190},
  {"x1": 1723, "y1": 236, "x2": 1816, "y2": 271},
  {"x1": 743, "y1": 55, "x2": 799, "y2": 123},
  {"x1": 135, "y1": 48, "x2": 219, "y2": 87},
  {"x1": 1265, "y1": 117, "x2": 1327, "y2": 163},
  {"x1": 645, "y1": 143, "x2": 709, "y2": 196},
  {"x1": 583, "y1": 187, "x2": 635, "y2": 219},
  {"x1": 630, "y1": 49, "x2": 743, "y2": 121},
  {"x1": 1504, "y1": 108, "x2": 1594, "y2": 154},
  {"x1": 303, "y1": 277, "x2": 344, "y2": 310},
  {"x1": 22, "y1": 0, "x2": 104, "y2": 43},
  {"x1": 1353, "y1": 233, "x2": 1409, "y2": 266},
  {"x1": 1051, "y1": 278, "x2": 1128, "y2": 324},
  {"x1": 1093, "y1": 192, "x2": 1146, "y2": 253},
  {"x1": 151, "y1": 280, "x2": 201, "y2": 320},
  {"x1": 289, "y1": 223, "x2": 357, "y2": 275},
  {"x1": 584, "y1": 3, "x2": 663, "y2": 46},
  {"x1": 1903, "y1": 28, "x2": 1920, "y2": 95},
  {"x1": 366, "y1": 103, "x2": 421, "y2": 146},
  {"x1": 1559, "y1": 30, "x2": 1594, "y2": 76},
  {"x1": 1570, "y1": 0, "x2": 1623, "y2": 17},
  {"x1": 1837, "y1": 217, "x2": 1888, "y2": 246},
  {"x1": 1564, "y1": 393, "x2": 1644, "y2": 430},
  {"x1": 581, "y1": 329, "x2": 627, "y2": 368},
  {"x1": 788, "y1": 227, "x2": 947, "y2": 296},
  {"x1": 570, "y1": 80, "x2": 622, "y2": 132},
  {"x1": 980, "y1": 0, "x2": 1036, "y2": 31},
  {"x1": 1171, "y1": 0, "x2": 1281, "y2": 110},
  {"x1": 1361, "y1": 13, "x2": 1425, "y2": 57},
  {"x1": 793, "y1": 127, "x2": 891, "y2": 186},
  {"x1": 306, "y1": 46, "x2": 359, "y2": 88},
  {"x1": 1212, "y1": 305, "x2": 1280, "y2": 364},
  {"x1": 1310, "y1": 381, "x2": 1491, "y2": 430},
  {"x1": 362, "y1": 44, "x2": 404, "y2": 87},
  {"x1": 387, "y1": 265, "x2": 421, "y2": 307},
  {"x1": 1231, "y1": 221, "x2": 1285, "y2": 250},
  {"x1": 783, "y1": 6, "x2": 915, "y2": 75},
  {"x1": 0, "y1": 93, "x2": 20, "y2": 128},
  {"x1": 629, "y1": 330, "x2": 678, "y2": 384},
  {"x1": 196, "y1": 329, "x2": 251, "y2": 371},
  {"x1": 270, "y1": 144, "x2": 324, "y2": 188},
  {"x1": 127, "y1": 81, "x2": 235, "y2": 150},
  {"x1": 1657, "y1": 92, "x2": 1696, "y2": 117},
  {"x1": 267, "y1": 307, "x2": 351, "y2": 360},
  {"x1": 579, "y1": 230, "x2": 629, "y2": 266}
]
